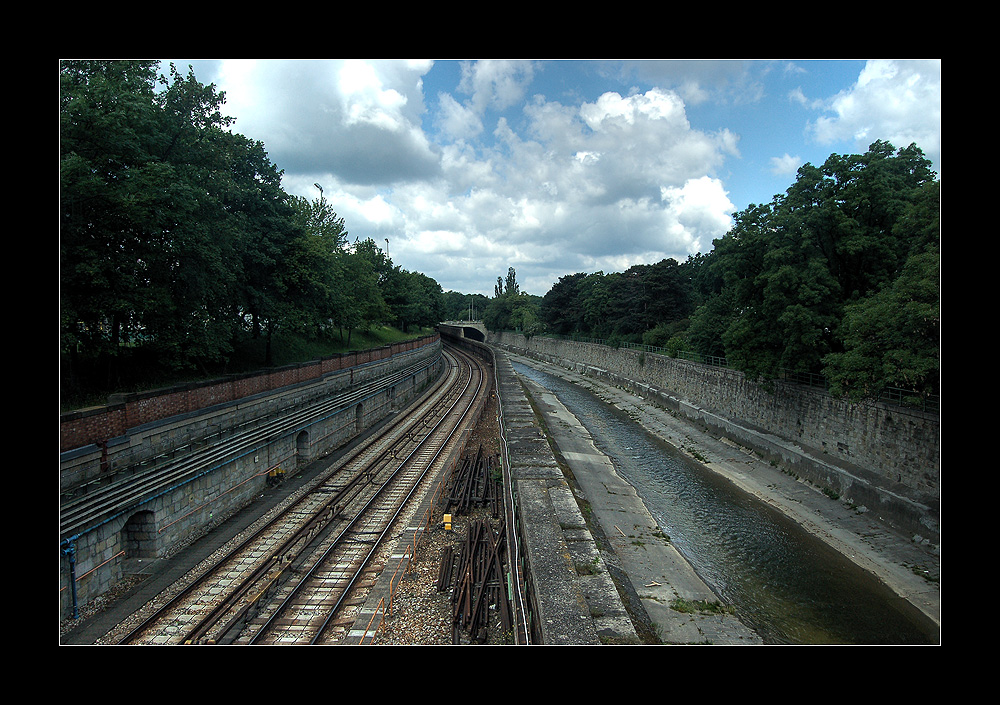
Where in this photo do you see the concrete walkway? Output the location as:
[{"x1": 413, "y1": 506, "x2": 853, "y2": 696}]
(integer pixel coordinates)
[
  {"x1": 517, "y1": 372, "x2": 762, "y2": 644},
  {"x1": 508, "y1": 351, "x2": 940, "y2": 640}
]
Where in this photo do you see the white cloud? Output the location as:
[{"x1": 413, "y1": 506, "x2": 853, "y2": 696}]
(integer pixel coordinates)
[
  {"x1": 458, "y1": 59, "x2": 536, "y2": 113},
  {"x1": 169, "y1": 59, "x2": 935, "y2": 296},
  {"x1": 210, "y1": 59, "x2": 440, "y2": 186},
  {"x1": 435, "y1": 92, "x2": 483, "y2": 141},
  {"x1": 337, "y1": 59, "x2": 409, "y2": 130},
  {"x1": 661, "y1": 176, "x2": 735, "y2": 255},
  {"x1": 379, "y1": 80, "x2": 738, "y2": 293},
  {"x1": 769, "y1": 153, "x2": 802, "y2": 176},
  {"x1": 808, "y1": 59, "x2": 941, "y2": 165}
]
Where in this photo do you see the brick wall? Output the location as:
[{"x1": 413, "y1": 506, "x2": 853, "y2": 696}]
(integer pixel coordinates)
[{"x1": 60, "y1": 334, "x2": 440, "y2": 453}]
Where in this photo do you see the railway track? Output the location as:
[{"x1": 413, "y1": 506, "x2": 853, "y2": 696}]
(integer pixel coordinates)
[
  {"x1": 111, "y1": 344, "x2": 489, "y2": 645},
  {"x1": 60, "y1": 351, "x2": 440, "y2": 543}
]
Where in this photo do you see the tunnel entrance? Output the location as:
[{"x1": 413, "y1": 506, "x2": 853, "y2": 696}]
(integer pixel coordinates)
[{"x1": 463, "y1": 326, "x2": 485, "y2": 342}]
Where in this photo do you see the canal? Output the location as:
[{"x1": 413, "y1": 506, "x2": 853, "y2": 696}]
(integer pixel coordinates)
[{"x1": 512, "y1": 361, "x2": 937, "y2": 645}]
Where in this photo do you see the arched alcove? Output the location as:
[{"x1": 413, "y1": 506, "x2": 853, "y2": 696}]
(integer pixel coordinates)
[
  {"x1": 122, "y1": 510, "x2": 157, "y2": 559},
  {"x1": 296, "y1": 429, "x2": 311, "y2": 467},
  {"x1": 355, "y1": 402, "x2": 364, "y2": 434}
]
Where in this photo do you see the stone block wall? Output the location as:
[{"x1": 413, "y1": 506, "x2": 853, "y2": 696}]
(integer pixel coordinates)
[
  {"x1": 60, "y1": 334, "x2": 440, "y2": 453},
  {"x1": 60, "y1": 337, "x2": 443, "y2": 621},
  {"x1": 60, "y1": 336, "x2": 441, "y2": 496},
  {"x1": 491, "y1": 332, "x2": 939, "y2": 540}
]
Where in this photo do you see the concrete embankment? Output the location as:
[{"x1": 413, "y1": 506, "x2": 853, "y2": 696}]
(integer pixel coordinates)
[
  {"x1": 493, "y1": 346, "x2": 763, "y2": 644},
  {"x1": 503, "y1": 349, "x2": 940, "y2": 637},
  {"x1": 490, "y1": 331, "x2": 939, "y2": 548}
]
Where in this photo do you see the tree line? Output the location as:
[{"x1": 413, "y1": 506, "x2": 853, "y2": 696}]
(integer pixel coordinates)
[
  {"x1": 60, "y1": 61, "x2": 445, "y2": 399},
  {"x1": 60, "y1": 60, "x2": 939, "y2": 407},
  {"x1": 485, "y1": 141, "x2": 940, "y2": 404}
]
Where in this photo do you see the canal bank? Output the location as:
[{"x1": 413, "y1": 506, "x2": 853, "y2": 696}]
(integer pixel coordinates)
[
  {"x1": 506, "y1": 350, "x2": 940, "y2": 643},
  {"x1": 516, "y1": 372, "x2": 762, "y2": 644}
]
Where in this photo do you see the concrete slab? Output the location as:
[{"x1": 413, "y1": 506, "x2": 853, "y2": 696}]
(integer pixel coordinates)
[
  {"x1": 517, "y1": 374, "x2": 762, "y2": 645},
  {"x1": 506, "y1": 349, "x2": 940, "y2": 639}
]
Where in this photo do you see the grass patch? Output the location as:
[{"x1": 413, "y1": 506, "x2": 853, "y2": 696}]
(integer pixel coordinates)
[{"x1": 670, "y1": 598, "x2": 733, "y2": 615}]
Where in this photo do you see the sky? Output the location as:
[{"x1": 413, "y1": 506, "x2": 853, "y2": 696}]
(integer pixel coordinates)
[{"x1": 162, "y1": 59, "x2": 941, "y2": 297}]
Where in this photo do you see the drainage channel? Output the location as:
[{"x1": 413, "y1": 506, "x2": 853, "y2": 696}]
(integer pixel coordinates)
[{"x1": 513, "y1": 361, "x2": 937, "y2": 645}]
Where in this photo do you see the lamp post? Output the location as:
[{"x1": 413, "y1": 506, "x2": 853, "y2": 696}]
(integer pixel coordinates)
[{"x1": 314, "y1": 183, "x2": 323, "y2": 202}]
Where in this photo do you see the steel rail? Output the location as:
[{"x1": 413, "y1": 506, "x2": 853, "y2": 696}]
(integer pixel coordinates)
[
  {"x1": 114, "y1": 353, "x2": 461, "y2": 645},
  {"x1": 247, "y1": 347, "x2": 484, "y2": 645},
  {"x1": 199, "y1": 358, "x2": 474, "y2": 645},
  {"x1": 61, "y1": 353, "x2": 441, "y2": 543}
]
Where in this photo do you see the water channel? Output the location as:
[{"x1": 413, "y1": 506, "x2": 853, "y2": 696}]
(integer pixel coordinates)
[{"x1": 512, "y1": 361, "x2": 937, "y2": 645}]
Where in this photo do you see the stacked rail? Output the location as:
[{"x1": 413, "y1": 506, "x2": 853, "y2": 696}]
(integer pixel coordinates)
[
  {"x1": 445, "y1": 519, "x2": 512, "y2": 643},
  {"x1": 446, "y1": 444, "x2": 501, "y2": 517}
]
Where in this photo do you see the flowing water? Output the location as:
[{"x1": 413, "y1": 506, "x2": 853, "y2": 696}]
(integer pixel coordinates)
[{"x1": 513, "y1": 361, "x2": 937, "y2": 645}]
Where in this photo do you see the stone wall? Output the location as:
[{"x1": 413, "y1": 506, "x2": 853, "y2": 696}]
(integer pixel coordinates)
[
  {"x1": 60, "y1": 335, "x2": 441, "y2": 495},
  {"x1": 490, "y1": 332, "x2": 939, "y2": 542},
  {"x1": 59, "y1": 337, "x2": 443, "y2": 621}
]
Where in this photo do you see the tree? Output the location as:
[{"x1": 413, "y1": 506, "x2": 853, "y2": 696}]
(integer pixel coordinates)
[
  {"x1": 61, "y1": 61, "x2": 252, "y2": 381},
  {"x1": 222, "y1": 130, "x2": 299, "y2": 367},
  {"x1": 651, "y1": 259, "x2": 695, "y2": 325},
  {"x1": 346, "y1": 237, "x2": 394, "y2": 335},
  {"x1": 823, "y1": 181, "x2": 940, "y2": 400},
  {"x1": 442, "y1": 290, "x2": 490, "y2": 321},
  {"x1": 60, "y1": 60, "x2": 453, "y2": 401},
  {"x1": 335, "y1": 249, "x2": 389, "y2": 344},
  {"x1": 539, "y1": 259, "x2": 697, "y2": 343},
  {"x1": 282, "y1": 195, "x2": 350, "y2": 338},
  {"x1": 504, "y1": 266, "x2": 520, "y2": 296},
  {"x1": 484, "y1": 267, "x2": 540, "y2": 333},
  {"x1": 61, "y1": 60, "x2": 166, "y2": 386},
  {"x1": 540, "y1": 273, "x2": 581, "y2": 334},
  {"x1": 823, "y1": 248, "x2": 939, "y2": 401},
  {"x1": 682, "y1": 141, "x2": 938, "y2": 398},
  {"x1": 405, "y1": 272, "x2": 446, "y2": 330}
]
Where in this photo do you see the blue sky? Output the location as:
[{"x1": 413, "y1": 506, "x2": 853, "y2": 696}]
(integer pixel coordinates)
[{"x1": 163, "y1": 59, "x2": 941, "y2": 297}]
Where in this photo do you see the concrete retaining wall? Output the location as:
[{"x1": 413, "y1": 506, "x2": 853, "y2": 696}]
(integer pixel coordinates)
[
  {"x1": 490, "y1": 332, "x2": 939, "y2": 544},
  {"x1": 60, "y1": 336, "x2": 443, "y2": 620}
]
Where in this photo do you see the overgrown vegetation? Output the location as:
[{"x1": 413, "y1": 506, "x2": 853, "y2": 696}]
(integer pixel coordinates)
[
  {"x1": 670, "y1": 598, "x2": 733, "y2": 615},
  {"x1": 60, "y1": 61, "x2": 445, "y2": 407}
]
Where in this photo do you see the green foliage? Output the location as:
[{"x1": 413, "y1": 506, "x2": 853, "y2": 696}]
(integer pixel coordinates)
[
  {"x1": 441, "y1": 291, "x2": 490, "y2": 321},
  {"x1": 539, "y1": 258, "x2": 698, "y2": 342},
  {"x1": 823, "y1": 244, "x2": 939, "y2": 401},
  {"x1": 483, "y1": 267, "x2": 543, "y2": 336},
  {"x1": 60, "y1": 60, "x2": 446, "y2": 402},
  {"x1": 699, "y1": 141, "x2": 939, "y2": 399},
  {"x1": 529, "y1": 141, "x2": 939, "y2": 404},
  {"x1": 61, "y1": 60, "x2": 251, "y2": 379}
]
